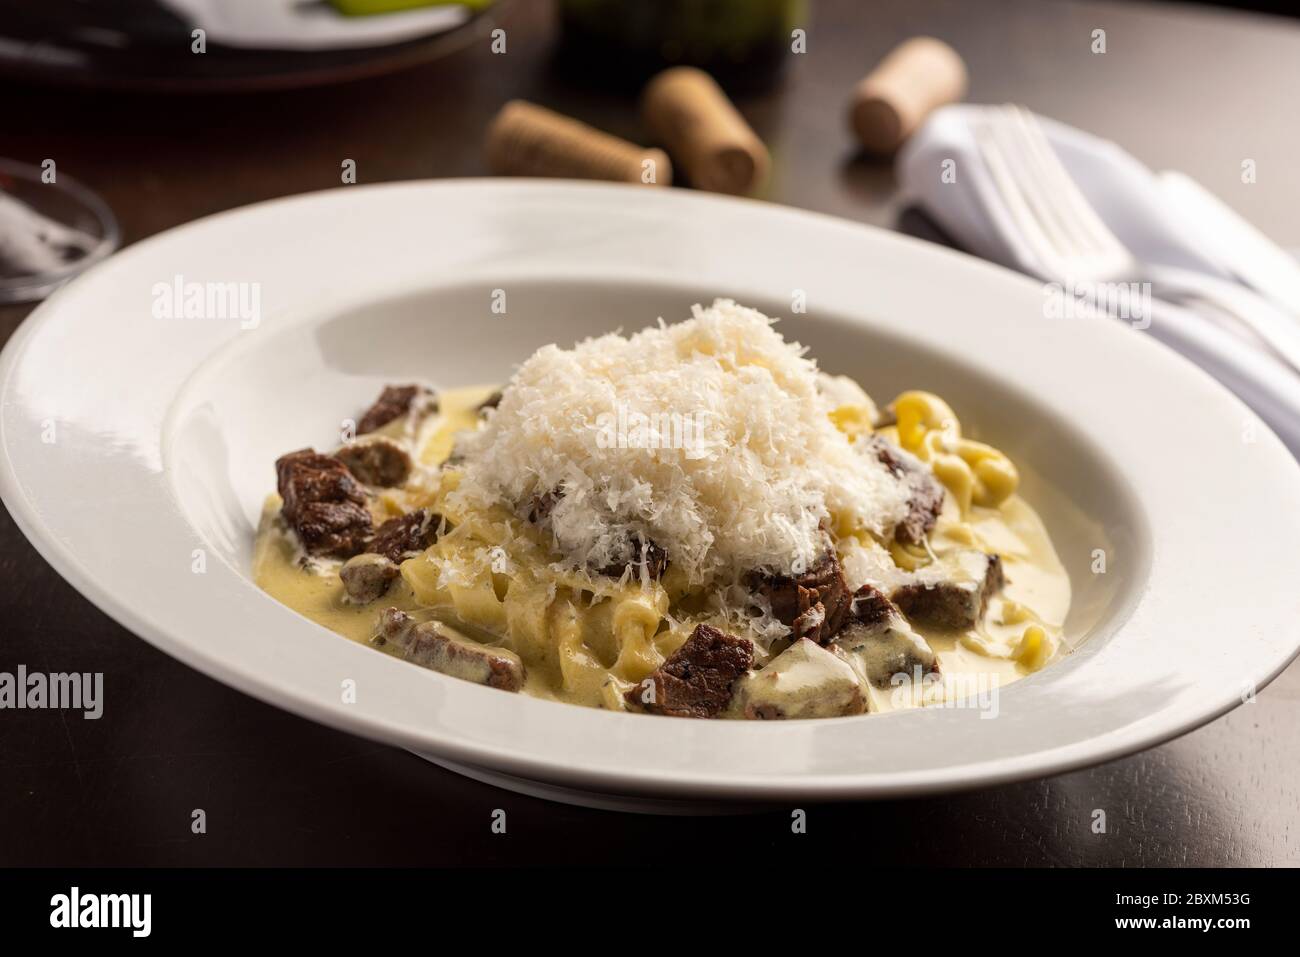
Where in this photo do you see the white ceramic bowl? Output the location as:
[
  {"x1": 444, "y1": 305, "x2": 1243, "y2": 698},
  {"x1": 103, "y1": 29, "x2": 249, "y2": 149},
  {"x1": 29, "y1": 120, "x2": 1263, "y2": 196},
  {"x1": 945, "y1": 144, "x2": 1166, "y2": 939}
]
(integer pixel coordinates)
[{"x1": 3, "y1": 180, "x2": 1298, "y2": 810}]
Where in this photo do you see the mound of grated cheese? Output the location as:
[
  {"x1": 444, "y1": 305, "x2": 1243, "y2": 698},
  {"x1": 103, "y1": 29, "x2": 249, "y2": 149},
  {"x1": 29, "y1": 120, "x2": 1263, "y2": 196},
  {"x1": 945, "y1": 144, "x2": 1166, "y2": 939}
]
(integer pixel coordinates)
[{"x1": 450, "y1": 299, "x2": 910, "y2": 587}]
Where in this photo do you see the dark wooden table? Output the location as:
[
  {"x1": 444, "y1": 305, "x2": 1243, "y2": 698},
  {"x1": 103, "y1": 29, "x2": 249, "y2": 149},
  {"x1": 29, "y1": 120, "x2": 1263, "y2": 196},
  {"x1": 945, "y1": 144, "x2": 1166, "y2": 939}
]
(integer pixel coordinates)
[{"x1": 3, "y1": 0, "x2": 1298, "y2": 866}]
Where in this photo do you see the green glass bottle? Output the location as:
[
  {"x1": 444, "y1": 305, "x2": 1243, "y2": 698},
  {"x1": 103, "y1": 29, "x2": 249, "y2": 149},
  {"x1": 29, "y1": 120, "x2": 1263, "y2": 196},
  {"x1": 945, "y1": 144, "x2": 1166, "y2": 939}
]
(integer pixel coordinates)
[{"x1": 556, "y1": 0, "x2": 806, "y2": 92}]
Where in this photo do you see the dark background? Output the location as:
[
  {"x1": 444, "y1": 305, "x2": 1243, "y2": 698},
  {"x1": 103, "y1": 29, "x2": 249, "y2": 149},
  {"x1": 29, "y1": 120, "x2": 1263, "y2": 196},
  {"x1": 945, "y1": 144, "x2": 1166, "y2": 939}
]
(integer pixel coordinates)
[
  {"x1": 2, "y1": 0, "x2": 1299, "y2": 865},
  {"x1": 1183, "y1": 0, "x2": 1300, "y2": 15}
]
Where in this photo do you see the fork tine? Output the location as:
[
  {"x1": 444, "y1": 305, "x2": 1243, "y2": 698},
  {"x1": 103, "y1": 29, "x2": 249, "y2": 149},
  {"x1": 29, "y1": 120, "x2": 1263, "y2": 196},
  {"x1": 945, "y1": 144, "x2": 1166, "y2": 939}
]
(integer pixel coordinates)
[
  {"x1": 993, "y1": 105, "x2": 1114, "y2": 269},
  {"x1": 979, "y1": 104, "x2": 1133, "y2": 282},
  {"x1": 1011, "y1": 106, "x2": 1127, "y2": 264},
  {"x1": 980, "y1": 104, "x2": 1109, "y2": 276},
  {"x1": 999, "y1": 106, "x2": 1097, "y2": 260},
  {"x1": 974, "y1": 109, "x2": 1063, "y2": 276},
  {"x1": 998, "y1": 109, "x2": 1071, "y2": 261}
]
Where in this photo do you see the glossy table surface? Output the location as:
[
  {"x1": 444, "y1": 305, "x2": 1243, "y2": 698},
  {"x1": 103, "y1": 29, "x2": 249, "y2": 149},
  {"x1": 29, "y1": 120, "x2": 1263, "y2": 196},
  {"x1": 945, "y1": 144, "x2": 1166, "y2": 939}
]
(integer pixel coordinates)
[{"x1": 2, "y1": 0, "x2": 1298, "y2": 865}]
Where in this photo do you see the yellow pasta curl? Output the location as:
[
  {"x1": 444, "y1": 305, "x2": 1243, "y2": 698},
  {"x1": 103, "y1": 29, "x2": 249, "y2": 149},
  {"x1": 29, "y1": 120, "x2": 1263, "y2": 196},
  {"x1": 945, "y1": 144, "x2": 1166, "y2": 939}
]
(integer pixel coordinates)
[
  {"x1": 828, "y1": 404, "x2": 876, "y2": 442},
  {"x1": 891, "y1": 390, "x2": 1019, "y2": 511}
]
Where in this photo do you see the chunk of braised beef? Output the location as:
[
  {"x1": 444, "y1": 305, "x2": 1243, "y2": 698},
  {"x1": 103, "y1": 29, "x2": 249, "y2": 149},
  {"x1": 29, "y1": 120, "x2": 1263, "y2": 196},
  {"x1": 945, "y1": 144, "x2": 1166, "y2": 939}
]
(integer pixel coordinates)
[
  {"x1": 357, "y1": 384, "x2": 438, "y2": 435},
  {"x1": 831, "y1": 583, "x2": 940, "y2": 688},
  {"x1": 892, "y1": 552, "x2": 1004, "y2": 630},
  {"x1": 848, "y1": 582, "x2": 895, "y2": 627},
  {"x1": 368, "y1": 508, "x2": 441, "y2": 564},
  {"x1": 275, "y1": 448, "x2": 372, "y2": 558},
  {"x1": 864, "y1": 434, "x2": 944, "y2": 545},
  {"x1": 476, "y1": 390, "x2": 503, "y2": 416},
  {"x1": 340, "y1": 553, "x2": 400, "y2": 603},
  {"x1": 866, "y1": 433, "x2": 903, "y2": 474},
  {"x1": 526, "y1": 488, "x2": 562, "y2": 523},
  {"x1": 791, "y1": 602, "x2": 827, "y2": 642},
  {"x1": 894, "y1": 478, "x2": 945, "y2": 545},
  {"x1": 731, "y1": 638, "x2": 866, "y2": 719},
  {"x1": 336, "y1": 437, "x2": 413, "y2": 487},
  {"x1": 377, "y1": 609, "x2": 525, "y2": 692},
  {"x1": 598, "y1": 537, "x2": 669, "y2": 580},
  {"x1": 746, "y1": 549, "x2": 851, "y2": 645},
  {"x1": 625, "y1": 624, "x2": 754, "y2": 718}
]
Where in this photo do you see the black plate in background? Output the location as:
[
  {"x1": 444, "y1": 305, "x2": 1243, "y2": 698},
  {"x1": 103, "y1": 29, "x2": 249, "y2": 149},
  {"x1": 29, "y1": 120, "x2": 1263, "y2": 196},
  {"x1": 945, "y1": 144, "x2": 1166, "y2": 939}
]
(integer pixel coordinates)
[{"x1": 0, "y1": 0, "x2": 505, "y2": 92}]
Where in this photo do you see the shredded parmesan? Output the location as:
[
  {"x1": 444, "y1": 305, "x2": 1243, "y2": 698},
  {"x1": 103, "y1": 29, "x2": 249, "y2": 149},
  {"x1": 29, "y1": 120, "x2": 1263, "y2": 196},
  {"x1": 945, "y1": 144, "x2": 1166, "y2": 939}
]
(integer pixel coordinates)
[{"x1": 451, "y1": 299, "x2": 910, "y2": 587}]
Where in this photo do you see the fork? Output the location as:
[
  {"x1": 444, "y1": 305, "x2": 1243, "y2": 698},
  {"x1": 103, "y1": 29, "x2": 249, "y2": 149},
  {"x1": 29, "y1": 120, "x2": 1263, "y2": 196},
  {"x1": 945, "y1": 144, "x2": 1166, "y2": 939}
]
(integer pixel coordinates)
[{"x1": 974, "y1": 103, "x2": 1300, "y2": 374}]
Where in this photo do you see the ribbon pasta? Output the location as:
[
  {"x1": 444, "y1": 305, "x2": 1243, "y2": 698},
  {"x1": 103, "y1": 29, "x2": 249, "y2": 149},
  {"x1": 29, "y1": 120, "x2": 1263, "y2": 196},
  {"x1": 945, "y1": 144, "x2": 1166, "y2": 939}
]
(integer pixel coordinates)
[{"x1": 398, "y1": 388, "x2": 1030, "y2": 707}]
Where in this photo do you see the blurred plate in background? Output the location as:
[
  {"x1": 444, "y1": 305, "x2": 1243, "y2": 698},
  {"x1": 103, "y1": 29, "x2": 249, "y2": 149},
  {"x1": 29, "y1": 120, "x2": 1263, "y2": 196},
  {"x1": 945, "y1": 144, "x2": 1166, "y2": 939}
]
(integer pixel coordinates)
[{"x1": 0, "y1": 0, "x2": 504, "y2": 92}]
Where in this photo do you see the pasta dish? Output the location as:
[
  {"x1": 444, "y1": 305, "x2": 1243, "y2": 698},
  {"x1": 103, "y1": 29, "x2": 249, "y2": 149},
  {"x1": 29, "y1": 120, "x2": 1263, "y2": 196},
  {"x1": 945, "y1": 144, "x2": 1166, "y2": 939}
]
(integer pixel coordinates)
[{"x1": 255, "y1": 300, "x2": 1070, "y2": 719}]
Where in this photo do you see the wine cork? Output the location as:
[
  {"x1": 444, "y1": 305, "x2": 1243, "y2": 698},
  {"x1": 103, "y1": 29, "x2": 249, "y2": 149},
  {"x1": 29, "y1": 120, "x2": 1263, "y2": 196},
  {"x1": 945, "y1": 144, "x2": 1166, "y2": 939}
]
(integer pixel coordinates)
[
  {"x1": 485, "y1": 100, "x2": 671, "y2": 186},
  {"x1": 850, "y1": 37, "x2": 968, "y2": 156},
  {"x1": 641, "y1": 67, "x2": 769, "y2": 196}
]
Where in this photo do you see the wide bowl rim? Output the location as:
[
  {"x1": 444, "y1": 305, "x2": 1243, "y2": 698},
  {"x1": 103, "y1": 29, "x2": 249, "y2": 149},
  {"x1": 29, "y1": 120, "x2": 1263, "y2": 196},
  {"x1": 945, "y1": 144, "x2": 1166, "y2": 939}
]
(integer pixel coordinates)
[{"x1": 3, "y1": 178, "x2": 1298, "y2": 801}]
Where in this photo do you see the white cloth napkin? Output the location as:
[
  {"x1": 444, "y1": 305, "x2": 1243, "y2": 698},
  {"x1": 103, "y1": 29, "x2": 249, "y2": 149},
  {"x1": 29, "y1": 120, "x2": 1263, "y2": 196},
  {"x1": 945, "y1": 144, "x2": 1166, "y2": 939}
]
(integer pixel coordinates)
[
  {"x1": 897, "y1": 104, "x2": 1300, "y2": 455},
  {"x1": 160, "y1": 0, "x2": 470, "y2": 51}
]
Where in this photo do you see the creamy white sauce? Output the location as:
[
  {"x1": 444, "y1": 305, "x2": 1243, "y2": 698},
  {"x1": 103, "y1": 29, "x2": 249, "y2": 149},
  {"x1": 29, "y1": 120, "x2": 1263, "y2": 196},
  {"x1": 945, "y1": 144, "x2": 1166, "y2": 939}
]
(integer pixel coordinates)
[{"x1": 255, "y1": 386, "x2": 1072, "y2": 717}]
